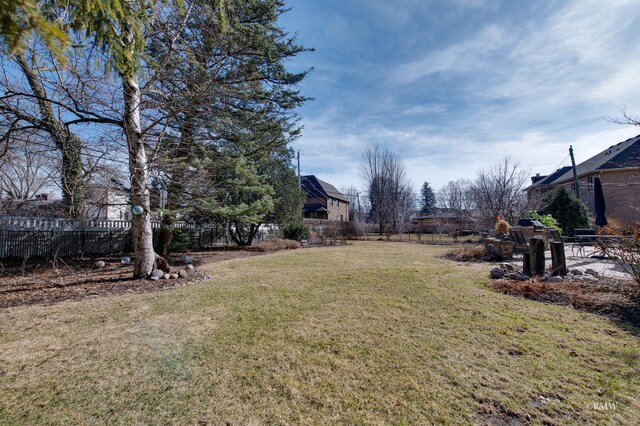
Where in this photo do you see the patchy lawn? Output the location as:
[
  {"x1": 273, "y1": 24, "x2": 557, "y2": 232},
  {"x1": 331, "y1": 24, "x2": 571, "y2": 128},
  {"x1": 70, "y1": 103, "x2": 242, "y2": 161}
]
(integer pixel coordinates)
[
  {"x1": 0, "y1": 242, "x2": 638, "y2": 424},
  {"x1": 0, "y1": 248, "x2": 266, "y2": 308}
]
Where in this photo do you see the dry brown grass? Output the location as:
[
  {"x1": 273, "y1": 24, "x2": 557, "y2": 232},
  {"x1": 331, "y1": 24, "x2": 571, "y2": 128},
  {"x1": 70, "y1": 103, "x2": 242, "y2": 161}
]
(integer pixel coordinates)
[
  {"x1": 253, "y1": 238, "x2": 301, "y2": 252},
  {"x1": 490, "y1": 277, "x2": 640, "y2": 326},
  {"x1": 443, "y1": 244, "x2": 491, "y2": 262},
  {"x1": 0, "y1": 242, "x2": 638, "y2": 424}
]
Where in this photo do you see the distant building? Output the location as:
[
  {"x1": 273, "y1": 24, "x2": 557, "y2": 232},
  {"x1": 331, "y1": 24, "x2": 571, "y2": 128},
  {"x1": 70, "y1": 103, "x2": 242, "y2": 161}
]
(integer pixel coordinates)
[
  {"x1": 414, "y1": 209, "x2": 476, "y2": 233},
  {"x1": 0, "y1": 194, "x2": 65, "y2": 217},
  {"x1": 301, "y1": 175, "x2": 349, "y2": 221},
  {"x1": 526, "y1": 134, "x2": 640, "y2": 225},
  {"x1": 86, "y1": 180, "x2": 131, "y2": 220}
]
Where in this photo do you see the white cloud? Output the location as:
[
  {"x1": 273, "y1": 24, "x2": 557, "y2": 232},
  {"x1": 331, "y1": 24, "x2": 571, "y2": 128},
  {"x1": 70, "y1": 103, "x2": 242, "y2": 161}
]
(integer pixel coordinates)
[
  {"x1": 287, "y1": 0, "x2": 640, "y2": 194},
  {"x1": 399, "y1": 104, "x2": 447, "y2": 116},
  {"x1": 392, "y1": 24, "x2": 508, "y2": 84}
]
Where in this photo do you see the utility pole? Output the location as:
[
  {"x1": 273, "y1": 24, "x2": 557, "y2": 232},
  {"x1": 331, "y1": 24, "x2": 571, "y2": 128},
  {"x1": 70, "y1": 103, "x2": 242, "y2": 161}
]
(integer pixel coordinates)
[
  {"x1": 297, "y1": 150, "x2": 301, "y2": 189},
  {"x1": 569, "y1": 145, "x2": 580, "y2": 199}
]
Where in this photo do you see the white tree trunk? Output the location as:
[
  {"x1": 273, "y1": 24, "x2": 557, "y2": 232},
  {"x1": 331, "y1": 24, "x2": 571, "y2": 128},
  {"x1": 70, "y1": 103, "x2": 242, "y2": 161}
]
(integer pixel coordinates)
[{"x1": 123, "y1": 75, "x2": 155, "y2": 278}]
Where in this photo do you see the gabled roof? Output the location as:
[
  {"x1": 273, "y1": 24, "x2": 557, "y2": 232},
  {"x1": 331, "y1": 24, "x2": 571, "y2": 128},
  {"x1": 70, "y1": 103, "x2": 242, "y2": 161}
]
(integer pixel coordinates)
[
  {"x1": 527, "y1": 134, "x2": 640, "y2": 188},
  {"x1": 528, "y1": 166, "x2": 572, "y2": 190},
  {"x1": 301, "y1": 175, "x2": 349, "y2": 203},
  {"x1": 553, "y1": 134, "x2": 640, "y2": 184}
]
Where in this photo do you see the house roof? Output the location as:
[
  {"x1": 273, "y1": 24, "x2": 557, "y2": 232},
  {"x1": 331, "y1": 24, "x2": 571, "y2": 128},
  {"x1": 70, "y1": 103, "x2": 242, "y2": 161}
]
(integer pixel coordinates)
[
  {"x1": 528, "y1": 134, "x2": 640, "y2": 188},
  {"x1": 304, "y1": 203, "x2": 328, "y2": 212},
  {"x1": 527, "y1": 166, "x2": 573, "y2": 190},
  {"x1": 301, "y1": 175, "x2": 349, "y2": 203}
]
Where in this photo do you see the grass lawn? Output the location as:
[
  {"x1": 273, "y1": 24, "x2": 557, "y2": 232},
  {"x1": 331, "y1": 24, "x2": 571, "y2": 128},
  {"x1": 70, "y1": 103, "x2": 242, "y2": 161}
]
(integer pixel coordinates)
[{"x1": 1, "y1": 242, "x2": 638, "y2": 424}]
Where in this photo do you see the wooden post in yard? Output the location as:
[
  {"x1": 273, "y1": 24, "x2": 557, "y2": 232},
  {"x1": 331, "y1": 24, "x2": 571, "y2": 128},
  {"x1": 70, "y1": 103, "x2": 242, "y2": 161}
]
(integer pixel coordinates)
[
  {"x1": 529, "y1": 238, "x2": 546, "y2": 277},
  {"x1": 550, "y1": 241, "x2": 567, "y2": 276},
  {"x1": 523, "y1": 252, "x2": 531, "y2": 276}
]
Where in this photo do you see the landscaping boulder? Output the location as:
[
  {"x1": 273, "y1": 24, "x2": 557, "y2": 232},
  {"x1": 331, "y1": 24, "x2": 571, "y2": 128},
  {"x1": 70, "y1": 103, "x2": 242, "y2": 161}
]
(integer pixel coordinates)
[
  {"x1": 150, "y1": 269, "x2": 164, "y2": 279},
  {"x1": 178, "y1": 270, "x2": 188, "y2": 278},
  {"x1": 490, "y1": 268, "x2": 505, "y2": 279},
  {"x1": 164, "y1": 273, "x2": 170, "y2": 280},
  {"x1": 170, "y1": 273, "x2": 179, "y2": 279},
  {"x1": 585, "y1": 269, "x2": 600, "y2": 278},
  {"x1": 571, "y1": 269, "x2": 583, "y2": 276},
  {"x1": 186, "y1": 264, "x2": 194, "y2": 271},
  {"x1": 501, "y1": 263, "x2": 515, "y2": 272},
  {"x1": 93, "y1": 260, "x2": 106, "y2": 269}
]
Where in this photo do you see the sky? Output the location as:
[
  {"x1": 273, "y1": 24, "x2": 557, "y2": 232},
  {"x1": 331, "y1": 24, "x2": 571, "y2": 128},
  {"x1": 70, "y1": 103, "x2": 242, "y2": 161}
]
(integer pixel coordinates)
[{"x1": 279, "y1": 0, "x2": 640, "y2": 195}]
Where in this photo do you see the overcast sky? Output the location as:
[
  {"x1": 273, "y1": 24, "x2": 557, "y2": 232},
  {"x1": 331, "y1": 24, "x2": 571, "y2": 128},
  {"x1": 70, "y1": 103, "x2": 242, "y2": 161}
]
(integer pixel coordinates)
[{"x1": 280, "y1": 0, "x2": 640, "y2": 194}]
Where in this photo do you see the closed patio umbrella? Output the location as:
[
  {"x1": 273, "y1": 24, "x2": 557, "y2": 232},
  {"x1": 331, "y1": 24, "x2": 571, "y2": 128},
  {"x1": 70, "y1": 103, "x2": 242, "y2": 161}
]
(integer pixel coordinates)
[{"x1": 594, "y1": 177, "x2": 607, "y2": 227}]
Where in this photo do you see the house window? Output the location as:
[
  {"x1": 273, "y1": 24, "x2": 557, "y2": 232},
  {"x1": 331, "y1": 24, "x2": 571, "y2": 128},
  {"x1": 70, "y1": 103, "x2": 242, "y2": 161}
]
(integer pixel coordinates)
[
  {"x1": 339, "y1": 214, "x2": 344, "y2": 221},
  {"x1": 337, "y1": 200, "x2": 340, "y2": 207},
  {"x1": 587, "y1": 176, "x2": 594, "y2": 191},
  {"x1": 330, "y1": 198, "x2": 334, "y2": 206}
]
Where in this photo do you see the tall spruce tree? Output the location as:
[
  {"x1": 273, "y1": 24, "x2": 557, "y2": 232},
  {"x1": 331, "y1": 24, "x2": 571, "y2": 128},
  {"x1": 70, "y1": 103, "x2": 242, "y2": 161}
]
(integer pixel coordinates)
[
  {"x1": 419, "y1": 181, "x2": 436, "y2": 216},
  {"x1": 150, "y1": 0, "x2": 309, "y2": 242}
]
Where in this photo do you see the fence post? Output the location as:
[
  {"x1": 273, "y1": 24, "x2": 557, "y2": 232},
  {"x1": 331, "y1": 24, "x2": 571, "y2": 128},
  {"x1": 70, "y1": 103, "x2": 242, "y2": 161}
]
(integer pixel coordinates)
[
  {"x1": 550, "y1": 241, "x2": 567, "y2": 276},
  {"x1": 529, "y1": 238, "x2": 546, "y2": 277}
]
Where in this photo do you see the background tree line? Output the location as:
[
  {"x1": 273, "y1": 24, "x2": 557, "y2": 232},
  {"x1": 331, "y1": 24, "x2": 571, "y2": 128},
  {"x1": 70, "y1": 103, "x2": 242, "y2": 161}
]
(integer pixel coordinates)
[{"x1": 359, "y1": 148, "x2": 590, "y2": 236}]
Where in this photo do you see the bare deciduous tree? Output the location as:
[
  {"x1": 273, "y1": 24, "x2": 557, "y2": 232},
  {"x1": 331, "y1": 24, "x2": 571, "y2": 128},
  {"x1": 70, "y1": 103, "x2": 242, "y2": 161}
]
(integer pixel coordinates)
[
  {"x1": 0, "y1": 133, "x2": 58, "y2": 202},
  {"x1": 360, "y1": 145, "x2": 414, "y2": 235},
  {"x1": 471, "y1": 156, "x2": 530, "y2": 227},
  {"x1": 437, "y1": 179, "x2": 475, "y2": 220}
]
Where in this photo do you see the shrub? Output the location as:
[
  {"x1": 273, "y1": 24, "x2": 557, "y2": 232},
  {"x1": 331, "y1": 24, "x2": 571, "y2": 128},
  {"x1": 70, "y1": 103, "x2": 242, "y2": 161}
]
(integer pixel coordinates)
[
  {"x1": 540, "y1": 188, "x2": 590, "y2": 236},
  {"x1": 599, "y1": 223, "x2": 640, "y2": 287},
  {"x1": 281, "y1": 221, "x2": 310, "y2": 241},
  {"x1": 444, "y1": 245, "x2": 490, "y2": 262},
  {"x1": 526, "y1": 211, "x2": 561, "y2": 233},
  {"x1": 254, "y1": 238, "x2": 301, "y2": 252},
  {"x1": 338, "y1": 221, "x2": 359, "y2": 240},
  {"x1": 169, "y1": 228, "x2": 192, "y2": 253}
]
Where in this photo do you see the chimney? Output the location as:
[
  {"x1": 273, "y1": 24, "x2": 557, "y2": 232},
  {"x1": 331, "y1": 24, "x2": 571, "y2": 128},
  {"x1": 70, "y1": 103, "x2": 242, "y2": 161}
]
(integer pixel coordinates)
[{"x1": 530, "y1": 173, "x2": 546, "y2": 184}]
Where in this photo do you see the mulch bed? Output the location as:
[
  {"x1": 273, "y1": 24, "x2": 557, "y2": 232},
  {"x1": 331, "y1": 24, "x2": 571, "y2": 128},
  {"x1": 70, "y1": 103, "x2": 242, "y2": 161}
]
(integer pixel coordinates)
[
  {"x1": 489, "y1": 278, "x2": 640, "y2": 327},
  {"x1": 0, "y1": 248, "x2": 267, "y2": 309}
]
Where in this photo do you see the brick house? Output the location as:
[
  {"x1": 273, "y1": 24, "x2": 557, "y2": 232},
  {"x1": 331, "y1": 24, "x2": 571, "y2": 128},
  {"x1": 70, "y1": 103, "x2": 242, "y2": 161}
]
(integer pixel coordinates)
[
  {"x1": 301, "y1": 175, "x2": 349, "y2": 221},
  {"x1": 526, "y1": 134, "x2": 640, "y2": 225}
]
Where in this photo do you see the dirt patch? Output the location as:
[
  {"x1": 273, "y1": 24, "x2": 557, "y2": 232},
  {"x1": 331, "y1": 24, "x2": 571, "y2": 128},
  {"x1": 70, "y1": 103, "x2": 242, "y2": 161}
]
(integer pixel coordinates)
[
  {"x1": 489, "y1": 278, "x2": 640, "y2": 327},
  {"x1": 0, "y1": 248, "x2": 267, "y2": 309}
]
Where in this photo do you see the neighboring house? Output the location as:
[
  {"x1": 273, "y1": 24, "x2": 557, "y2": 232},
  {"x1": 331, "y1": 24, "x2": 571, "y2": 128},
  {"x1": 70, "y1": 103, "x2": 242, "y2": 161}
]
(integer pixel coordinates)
[
  {"x1": 414, "y1": 209, "x2": 476, "y2": 233},
  {"x1": 526, "y1": 134, "x2": 640, "y2": 225},
  {"x1": 0, "y1": 193, "x2": 66, "y2": 217},
  {"x1": 86, "y1": 180, "x2": 131, "y2": 220},
  {"x1": 301, "y1": 175, "x2": 350, "y2": 221}
]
